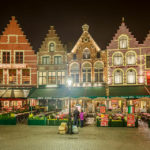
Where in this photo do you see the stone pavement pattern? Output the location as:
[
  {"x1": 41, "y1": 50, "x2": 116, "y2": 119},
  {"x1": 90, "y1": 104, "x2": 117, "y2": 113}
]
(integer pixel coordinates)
[{"x1": 0, "y1": 125, "x2": 150, "y2": 150}]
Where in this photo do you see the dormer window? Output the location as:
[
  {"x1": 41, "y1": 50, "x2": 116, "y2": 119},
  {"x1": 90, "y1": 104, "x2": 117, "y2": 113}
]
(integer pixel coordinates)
[
  {"x1": 49, "y1": 43, "x2": 55, "y2": 52},
  {"x1": 83, "y1": 48, "x2": 90, "y2": 59},
  {"x1": 119, "y1": 36, "x2": 128, "y2": 49}
]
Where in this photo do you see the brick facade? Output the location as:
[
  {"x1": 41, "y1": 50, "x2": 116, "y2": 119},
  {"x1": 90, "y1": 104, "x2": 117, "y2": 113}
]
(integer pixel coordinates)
[{"x1": 0, "y1": 16, "x2": 37, "y2": 88}]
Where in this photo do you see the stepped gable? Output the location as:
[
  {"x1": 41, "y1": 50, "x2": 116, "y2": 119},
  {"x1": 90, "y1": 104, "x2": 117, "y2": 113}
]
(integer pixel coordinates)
[
  {"x1": 71, "y1": 24, "x2": 101, "y2": 53},
  {"x1": 107, "y1": 19, "x2": 139, "y2": 49},
  {"x1": 143, "y1": 31, "x2": 150, "y2": 46},
  {"x1": 39, "y1": 26, "x2": 65, "y2": 52},
  {"x1": 0, "y1": 16, "x2": 33, "y2": 50}
]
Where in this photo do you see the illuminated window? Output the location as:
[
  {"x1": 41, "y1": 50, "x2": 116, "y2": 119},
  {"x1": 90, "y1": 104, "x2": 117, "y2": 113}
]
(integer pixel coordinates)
[
  {"x1": 22, "y1": 69, "x2": 30, "y2": 84},
  {"x1": 54, "y1": 56, "x2": 62, "y2": 64},
  {"x1": 3, "y1": 52, "x2": 10, "y2": 64},
  {"x1": 48, "y1": 72, "x2": 56, "y2": 84},
  {"x1": 127, "y1": 69, "x2": 136, "y2": 84},
  {"x1": 119, "y1": 36, "x2": 128, "y2": 49},
  {"x1": 70, "y1": 63, "x2": 79, "y2": 83},
  {"x1": 42, "y1": 56, "x2": 50, "y2": 64},
  {"x1": 113, "y1": 53, "x2": 123, "y2": 66},
  {"x1": 57, "y1": 72, "x2": 65, "y2": 85},
  {"x1": 146, "y1": 56, "x2": 150, "y2": 68},
  {"x1": 0, "y1": 69, "x2": 3, "y2": 84},
  {"x1": 114, "y1": 70, "x2": 123, "y2": 84},
  {"x1": 9, "y1": 69, "x2": 16, "y2": 84},
  {"x1": 15, "y1": 52, "x2": 23, "y2": 64},
  {"x1": 83, "y1": 48, "x2": 90, "y2": 59},
  {"x1": 39, "y1": 72, "x2": 47, "y2": 85},
  {"x1": 82, "y1": 63, "x2": 91, "y2": 82},
  {"x1": 49, "y1": 43, "x2": 55, "y2": 52},
  {"x1": 126, "y1": 52, "x2": 136, "y2": 65},
  {"x1": 94, "y1": 62, "x2": 103, "y2": 82}
]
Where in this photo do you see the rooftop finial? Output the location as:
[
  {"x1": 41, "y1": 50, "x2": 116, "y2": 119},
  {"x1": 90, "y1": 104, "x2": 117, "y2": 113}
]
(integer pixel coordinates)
[
  {"x1": 122, "y1": 17, "x2": 125, "y2": 23},
  {"x1": 82, "y1": 24, "x2": 89, "y2": 32}
]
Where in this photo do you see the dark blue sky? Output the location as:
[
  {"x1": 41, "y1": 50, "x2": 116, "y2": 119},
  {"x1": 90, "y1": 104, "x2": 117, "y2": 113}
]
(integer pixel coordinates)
[{"x1": 0, "y1": 0, "x2": 150, "y2": 51}]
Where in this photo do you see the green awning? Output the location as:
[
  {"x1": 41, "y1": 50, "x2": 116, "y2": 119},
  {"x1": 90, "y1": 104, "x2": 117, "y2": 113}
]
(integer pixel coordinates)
[
  {"x1": 28, "y1": 87, "x2": 106, "y2": 99},
  {"x1": 109, "y1": 86, "x2": 150, "y2": 98}
]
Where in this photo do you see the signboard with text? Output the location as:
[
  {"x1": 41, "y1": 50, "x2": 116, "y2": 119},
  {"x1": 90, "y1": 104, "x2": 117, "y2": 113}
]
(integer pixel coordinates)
[
  {"x1": 127, "y1": 114, "x2": 135, "y2": 127},
  {"x1": 101, "y1": 114, "x2": 108, "y2": 126}
]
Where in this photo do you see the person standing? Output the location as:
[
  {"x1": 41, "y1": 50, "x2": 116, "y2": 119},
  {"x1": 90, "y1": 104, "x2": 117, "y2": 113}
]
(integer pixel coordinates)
[
  {"x1": 73, "y1": 107, "x2": 79, "y2": 127},
  {"x1": 80, "y1": 110, "x2": 84, "y2": 128}
]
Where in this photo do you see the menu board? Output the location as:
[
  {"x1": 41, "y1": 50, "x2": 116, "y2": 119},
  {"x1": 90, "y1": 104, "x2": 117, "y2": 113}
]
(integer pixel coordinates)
[
  {"x1": 100, "y1": 106, "x2": 106, "y2": 113},
  {"x1": 101, "y1": 114, "x2": 108, "y2": 126},
  {"x1": 127, "y1": 114, "x2": 135, "y2": 127}
]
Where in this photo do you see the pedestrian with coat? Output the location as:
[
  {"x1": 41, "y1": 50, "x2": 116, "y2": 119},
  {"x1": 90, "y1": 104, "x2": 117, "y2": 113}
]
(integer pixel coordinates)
[
  {"x1": 80, "y1": 110, "x2": 84, "y2": 128},
  {"x1": 73, "y1": 107, "x2": 79, "y2": 127}
]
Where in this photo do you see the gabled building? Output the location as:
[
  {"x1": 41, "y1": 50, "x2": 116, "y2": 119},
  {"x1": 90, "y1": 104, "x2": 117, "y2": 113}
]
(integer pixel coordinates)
[
  {"x1": 107, "y1": 19, "x2": 142, "y2": 86},
  {"x1": 68, "y1": 24, "x2": 107, "y2": 87},
  {"x1": 0, "y1": 16, "x2": 37, "y2": 110},
  {"x1": 37, "y1": 26, "x2": 67, "y2": 87}
]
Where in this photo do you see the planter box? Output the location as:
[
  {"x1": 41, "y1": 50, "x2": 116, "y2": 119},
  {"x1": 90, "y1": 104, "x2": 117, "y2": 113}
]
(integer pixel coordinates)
[
  {"x1": 111, "y1": 120, "x2": 123, "y2": 127},
  {"x1": 0, "y1": 118, "x2": 16, "y2": 125},
  {"x1": 28, "y1": 119, "x2": 46, "y2": 125},
  {"x1": 96, "y1": 119, "x2": 111, "y2": 127},
  {"x1": 47, "y1": 119, "x2": 68, "y2": 126}
]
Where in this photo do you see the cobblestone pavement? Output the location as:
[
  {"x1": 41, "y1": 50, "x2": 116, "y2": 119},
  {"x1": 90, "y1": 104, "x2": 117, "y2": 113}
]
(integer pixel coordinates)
[{"x1": 0, "y1": 125, "x2": 150, "y2": 150}]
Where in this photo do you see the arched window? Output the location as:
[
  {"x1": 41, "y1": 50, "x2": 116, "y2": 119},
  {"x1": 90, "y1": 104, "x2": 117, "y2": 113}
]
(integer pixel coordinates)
[
  {"x1": 127, "y1": 69, "x2": 136, "y2": 84},
  {"x1": 126, "y1": 52, "x2": 136, "y2": 65},
  {"x1": 83, "y1": 48, "x2": 90, "y2": 59},
  {"x1": 119, "y1": 36, "x2": 128, "y2": 49},
  {"x1": 49, "y1": 43, "x2": 55, "y2": 52},
  {"x1": 82, "y1": 63, "x2": 91, "y2": 82},
  {"x1": 113, "y1": 53, "x2": 123, "y2": 66},
  {"x1": 114, "y1": 70, "x2": 123, "y2": 84},
  {"x1": 70, "y1": 63, "x2": 79, "y2": 83},
  {"x1": 94, "y1": 62, "x2": 103, "y2": 82}
]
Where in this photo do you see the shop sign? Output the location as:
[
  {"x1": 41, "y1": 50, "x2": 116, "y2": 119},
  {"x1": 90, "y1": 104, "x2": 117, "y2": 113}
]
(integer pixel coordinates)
[
  {"x1": 100, "y1": 106, "x2": 106, "y2": 113},
  {"x1": 101, "y1": 114, "x2": 108, "y2": 126},
  {"x1": 127, "y1": 114, "x2": 135, "y2": 127},
  {"x1": 0, "y1": 64, "x2": 26, "y2": 68}
]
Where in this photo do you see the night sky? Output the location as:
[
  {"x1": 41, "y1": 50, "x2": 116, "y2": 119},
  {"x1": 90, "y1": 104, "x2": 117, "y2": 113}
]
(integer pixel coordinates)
[{"x1": 0, "y1": 0, "x2": 150, "y2": 51}]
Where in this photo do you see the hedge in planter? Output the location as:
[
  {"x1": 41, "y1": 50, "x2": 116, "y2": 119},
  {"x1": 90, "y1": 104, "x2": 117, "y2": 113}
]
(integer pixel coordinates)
[
  {"x1": 0, "y1": 117, "x2": 16, "y2": 125},
  {"x1": 111, "y1": 120, "x2": 123, "y2": 127},
  {"x1": 28, "y1": 116, "x2": 46, "y2": 126},
  {"x1": 47, "y1": 119, "x2": 69, "y2": 126}
]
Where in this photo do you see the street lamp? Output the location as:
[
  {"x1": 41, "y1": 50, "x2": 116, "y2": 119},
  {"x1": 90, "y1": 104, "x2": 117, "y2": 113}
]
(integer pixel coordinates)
[{"x1": 66, "y1": 78, "x2": 73, "y2": 134}]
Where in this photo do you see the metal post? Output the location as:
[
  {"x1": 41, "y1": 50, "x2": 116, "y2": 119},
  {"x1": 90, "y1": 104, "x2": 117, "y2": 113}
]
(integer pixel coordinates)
[{"x1": 68, "y1": 96, "x2": 72, "y2": 134}]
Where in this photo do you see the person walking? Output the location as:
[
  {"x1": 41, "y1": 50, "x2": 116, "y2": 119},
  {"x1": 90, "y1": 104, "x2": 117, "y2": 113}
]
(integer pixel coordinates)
[
  {"x1": 73, "y1": 107, "x2": 79, "y2": 127},
  {"x1": 80, "y1": 110, "x2": 84, "y2": 128}
]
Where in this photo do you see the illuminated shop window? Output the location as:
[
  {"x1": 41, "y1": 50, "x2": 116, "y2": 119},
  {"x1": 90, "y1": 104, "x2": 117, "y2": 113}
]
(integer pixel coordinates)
[
  {"x1": 48, "y1": 72, "x2": 56, "y2": 84},
  {"x1": 126, "y1": 52, "x2": 136, "y2": 65},
  {"x1": 119, "y1": 36, "x2": 128, "y2": 49},
  {"x1": 82, "y1": 63, "x2": 91, "y2": 82},
  {"x1": 114, "y1": 70, "x2": 123, "y2": 84},
  {"x1": 94, "y1": 62, "x2": 103, "y2": 82},
  {"x1": 57, "y1": 71, "x2": 65, "y2": 84},
  {"x1": 113, "y1": 52, "x2": 123, "y2": 66},
  {"x1": 127, "y1": 69, "x2": 136, "y2": 84},
  {"x1": 22, "y1": 69, "x2": 30, "y2": 84},
  {"x1": 39, "y1": 72, "x2": 47, "y2": 85},
  {"x1": 9, "y1": 69, "x2": 16, "y2": 84},
  {"x1": 70, "y1": 63, "x2": 79, "y2": 83}
]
